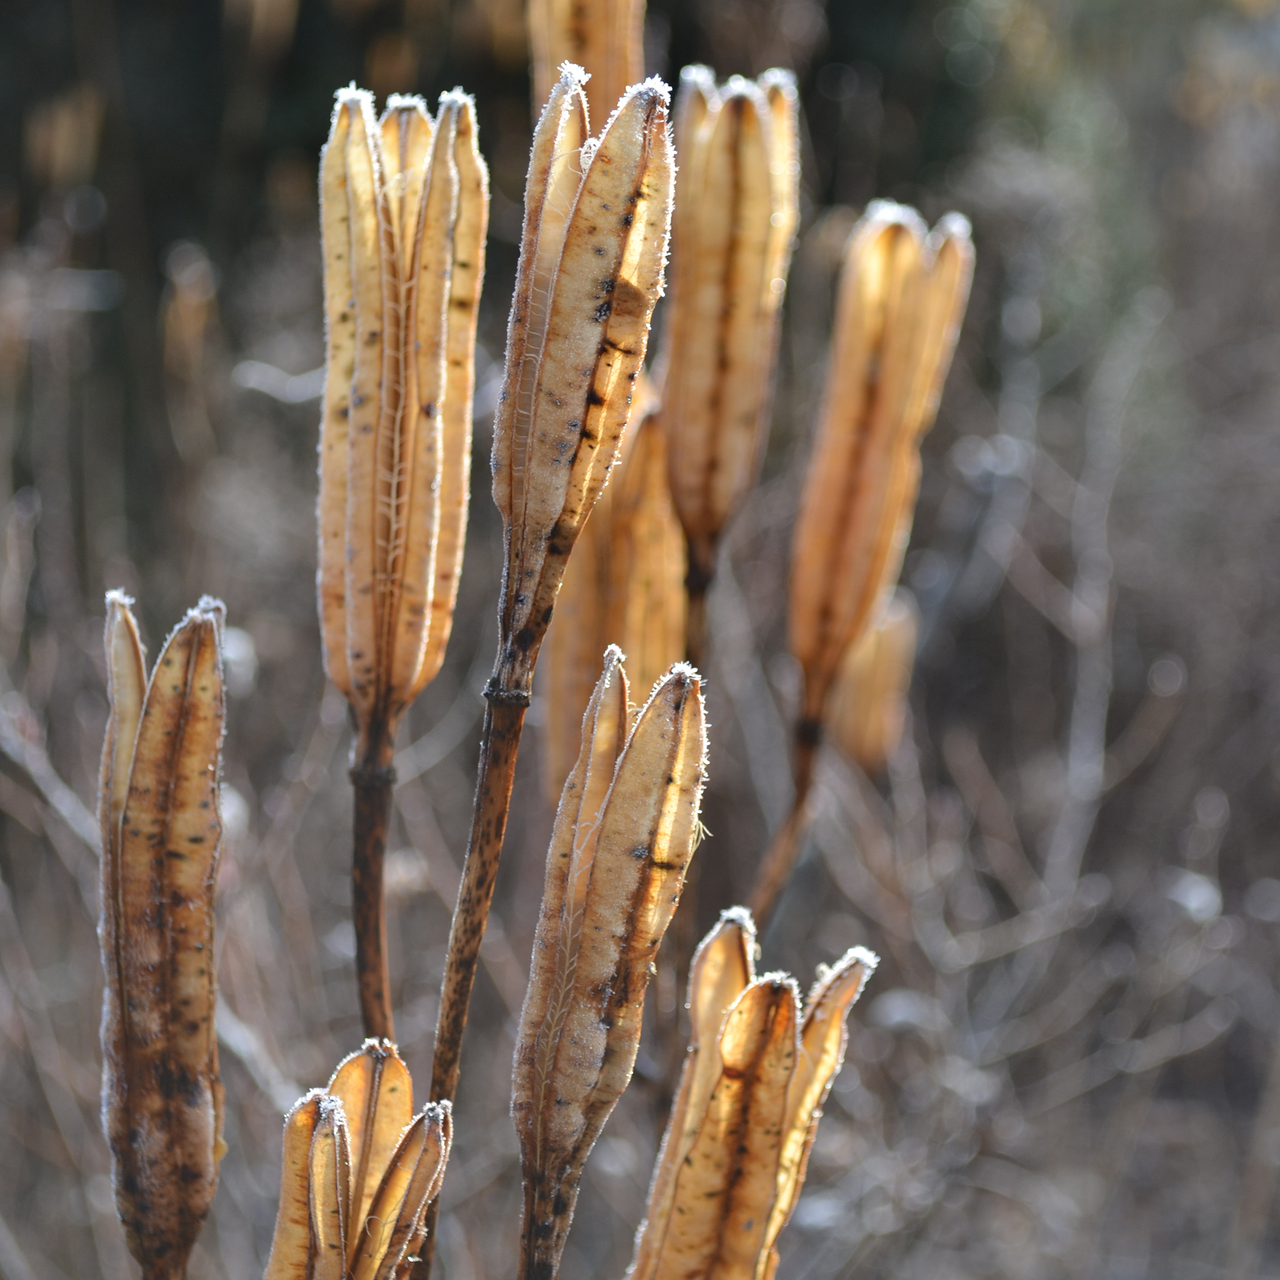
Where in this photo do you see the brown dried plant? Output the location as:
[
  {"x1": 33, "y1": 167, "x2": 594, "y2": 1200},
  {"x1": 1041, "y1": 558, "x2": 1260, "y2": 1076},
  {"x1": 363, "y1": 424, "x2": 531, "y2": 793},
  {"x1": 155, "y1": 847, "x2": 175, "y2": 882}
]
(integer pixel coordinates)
[
  {"x1": 99, "y1": 592, "x2": 227, "y2": 1280},
  {"x1": 541, "y1": 402, "x2": 687, "y2": 801},
  {"x1": 630, "y1": 910, "x2": 877, "y2": 1280},
  {"x1": 263, "y1": 1041, "x2": 452, "y2": 1280},
  {"x1": 659, "y1": 65, "x2": 799, "y2": 663},
  {"x1": 89, "y1": 56, "x2": 902, "y2": 1280},
  {"x1": 826, "y1": 587, "x2": 919, "y2": 774},
  {"x1": 513, "y1": 648, "x2": 707, "y2": 1280},
  {"x1": 752, "y1": 202, "x2": 974, "y2": 923},
  {"x1": 317, "y1": 87, "x2": 488, "y2": 1040},
  {"x1": 427, "y1": 63, "x2": 674, "y2": 1134}
]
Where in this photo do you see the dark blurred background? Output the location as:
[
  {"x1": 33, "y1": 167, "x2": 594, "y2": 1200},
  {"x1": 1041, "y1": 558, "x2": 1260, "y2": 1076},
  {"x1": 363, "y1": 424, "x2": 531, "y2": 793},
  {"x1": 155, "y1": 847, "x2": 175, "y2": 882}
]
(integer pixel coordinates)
[{"x1": 3, "y1": 0, "x2": 1280, "y2": 1277}]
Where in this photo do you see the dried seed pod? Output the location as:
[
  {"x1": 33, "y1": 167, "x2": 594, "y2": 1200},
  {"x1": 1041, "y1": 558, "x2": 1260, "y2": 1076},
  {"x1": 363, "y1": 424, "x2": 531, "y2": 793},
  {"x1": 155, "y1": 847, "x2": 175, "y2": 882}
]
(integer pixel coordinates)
[
  {"x1": 99, "y1": 592, "x2": 227, "y2": 1280},
  {"x1": 263, "y1": 1091, "x2": 324, "y2": 1280},
  {"x1": 264, "y1": 1041, "x2": 453, "y2": 1280},
  {"x1": 540, "y1": 507, "x2": 611, "y2": 804},
  {"x1": 762, "y1": 948, "x2": 877, "y2": 1272},
  {"x1": 309, "y1": 1095, "x2": 352, "y2": 1280},
  {"x1": 328, "y1": 1039, "x2": 415, "y2": 1248},
  {"x1": 317, "y1": 86, "x2": 488, "y2": 1039},
  {"x1": 319, "y1": 88, "x2": 488, "y2": 750},
  {"x1": 603, "y1": 410, "x2": 687, "y2": 714},
  {"x1": 529, "y1": 0, "x2": 644, "y2": 130},
  {"x1": 788, "y1": 203, "x2": 972, "y2": 733},
  {"x1": 629, "y1": 916, "x2": 878, "y2": 1280},
  {"x1": 418, "y1": 97, "x2": 489, "y2": 695},
  {"x1": 752, "y1": 205, "x2": 971, "y2": 924},
  {"x1": 827, "y1": 588, "x2": 919, "y2": 772},
  {"x1": 513, "y1": 653, "x2": 707, "y2": 1280},
  {"x1": 660, "y1": 66, "x2": 799, "y2": 637},
  {"x1": 541, "y1": 399, "x2": 685, "y2": 802},
  {"x1": 648, "y1": 976, "x2": 799, "y2": 1279},
  {"x1": 537, "y1": 386, "x2": 647, "y2": 807},
  {"x1": 490, "y1": 65, "x2": 674, "y2": 702},
  {"x1": 630, "y1": 908, "x2": 756, "y2": 1280}
]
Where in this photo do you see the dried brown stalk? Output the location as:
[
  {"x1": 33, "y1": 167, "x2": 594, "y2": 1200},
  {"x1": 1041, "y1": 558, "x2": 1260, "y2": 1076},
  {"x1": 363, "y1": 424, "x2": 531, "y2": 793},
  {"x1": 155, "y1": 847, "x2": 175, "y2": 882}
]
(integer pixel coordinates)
[
  {"x1": 528, "y1": 0, "x2": 644, "y2": 134},
  {"x1": 659, "y1": 66, "x2": 799, "y2": 665},
  {"x1": 751, "y1": 203, "x2": 973, "y2": 924},
  {"x1": 161, "y1": 243, "x2": 218, "y2": 461},
  {"x1": 99, "y1": 592, "x2": 227, "y2": 1280},
  {"x1": 317, "y1": 86, "x2": 488, "y2": 1039},
  {"x1": 427, "y1": 65, "x2": 673, "y2": 1120},
  {"x1": 827, "y1": 587, "x2": 919, "y2": 773},
  {"x1": 263, "y1": 1040, "x2": 452, "y2": 1280},
  {"x1": 541, "y1": 400, "x2": 686, "y2": 801},
  {"x1": 630, "y1": 910, "x2": 877, "y2": 1280},
  {"x1": 512, "y1": 649, "x2": 707, "y2": 1280}
]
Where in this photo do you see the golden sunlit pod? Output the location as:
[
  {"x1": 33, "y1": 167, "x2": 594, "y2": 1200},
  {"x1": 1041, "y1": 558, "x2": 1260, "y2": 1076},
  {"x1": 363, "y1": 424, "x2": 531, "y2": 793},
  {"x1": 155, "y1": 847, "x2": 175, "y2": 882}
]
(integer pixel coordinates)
[
  {"x1": 788, "y1": 203, "x2": 972, "y2": 732},
  {"x1": 317, "y1": 87, "x2": 489, "y2": 751},
  {"x1": 750, "y1": 204, "x2": 971, "y2": 926},
  {"x1": 761, "y1": 949, "x2": 878, "y2": 1274}
]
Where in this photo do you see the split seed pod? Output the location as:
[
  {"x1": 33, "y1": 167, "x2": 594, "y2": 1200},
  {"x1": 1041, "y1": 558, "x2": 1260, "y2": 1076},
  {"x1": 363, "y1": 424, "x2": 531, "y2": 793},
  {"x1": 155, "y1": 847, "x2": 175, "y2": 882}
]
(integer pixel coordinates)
[
  {"x1": 264, "y1": 1040, "x2": 452, "y2": 1280},
  {"x1": 513, "y1": 648, "x2": 707, "y2": 1280},
  {"x1": 529, "y1": 0, "x2": 644, "y2": 132},
  {"x1": 789, "y1": 202, "x2": 972, "y2": 735},
  {"x1": 827, "y1": 588, "x2": 919, "y2": 773},
  {"x1": 629, "y1": 910, "x2": 877, "y2": 1280},
  {"x1": 541, "y1": 402, "x2": 686, "y2": 801},
  {"x1": 752, "y1": 205, "x2": 971, "y2": 923},
  {"x1": 490, "y1": 64, "x2": 674, "y2": 703},
  {"x1": 661, "y1": 66, "x2": 799, "y2": 602},
  {"x1": 99, "y1": 592, "x2": 227, "y2": 1280},
  {"x1": 317, "y1": 87, "x2": 489, "y2": 759}
]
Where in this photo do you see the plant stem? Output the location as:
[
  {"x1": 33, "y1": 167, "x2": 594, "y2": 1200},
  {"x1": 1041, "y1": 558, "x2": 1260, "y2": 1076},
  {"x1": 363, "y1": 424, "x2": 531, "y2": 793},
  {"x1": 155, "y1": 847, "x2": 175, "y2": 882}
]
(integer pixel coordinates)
[
  {"x1": 429, "y1": 690, "x2": 527, "y2": 1099},
  {"x1": 684, "y1": 553, "x2": 713, "y2": 670},
  {"x1": 414, "y1": 686, "x2": 527, "y2": 1279},
  {"x1": 749, "y1": 719, "x2": 819, "y2": 928},
  {"x1": 351, "y1": 728, "x2": 397, "y2": 1041},
  {"x1": 517, "y1": 1171, "x2": 578, "y2": 1280}
]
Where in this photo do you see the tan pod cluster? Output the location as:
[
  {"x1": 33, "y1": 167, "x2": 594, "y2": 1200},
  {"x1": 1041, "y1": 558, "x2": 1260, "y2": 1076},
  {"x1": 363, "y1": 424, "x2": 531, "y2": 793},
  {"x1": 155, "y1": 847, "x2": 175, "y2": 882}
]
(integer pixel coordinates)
[
  {"x1": 99, "y1": 593, "x2": 227, "y2": 1280},
  {"x1": 264, "y1": 1041, "x2": 452, "y2": 1280},
  {"x1": 541, "y1": 401, "x2": 687, "y2": 801},
  {"x1": 630, "y1": 911, "x2": 877, "y2": 1280},
  {"x1": 660, "y1": 65, "x2": 799, "y2": 646},
  {"x1": 512, "y1": 648, "x2": 707, "y2": 1280},
  {"x1": 317, "y1": 86, "x2": 488, "y2": 758},
  {"x1": 827, "y1": 588, "x2": 920, "y2": 773}
]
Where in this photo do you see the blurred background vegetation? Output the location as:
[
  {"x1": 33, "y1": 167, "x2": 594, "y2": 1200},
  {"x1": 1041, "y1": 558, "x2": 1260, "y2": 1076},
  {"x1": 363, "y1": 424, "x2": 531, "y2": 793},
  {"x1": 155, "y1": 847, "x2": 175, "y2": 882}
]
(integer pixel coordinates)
[{"x1": 3, "y1": 0, "x2": 1280, "y2": 1277}]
